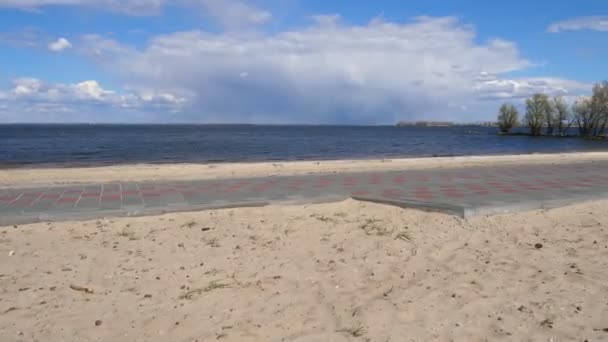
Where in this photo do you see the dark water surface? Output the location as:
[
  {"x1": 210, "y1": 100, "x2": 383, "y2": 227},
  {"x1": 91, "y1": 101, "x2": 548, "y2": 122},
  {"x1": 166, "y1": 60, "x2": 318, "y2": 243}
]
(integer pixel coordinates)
[{"x1": 1, "y1": 124, "x2": 607, "y2": 168}]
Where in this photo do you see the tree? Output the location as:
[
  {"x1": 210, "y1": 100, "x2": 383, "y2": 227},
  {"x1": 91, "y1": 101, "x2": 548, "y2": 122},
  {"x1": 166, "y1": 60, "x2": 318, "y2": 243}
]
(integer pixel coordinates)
[
  {"x1": 524, "y1": 93, "x2": 551, "y2": 136},
  {"x1": 497, "y1": 103, "x2": 519, "y2": 134},
  {"x1": 573, "y1": 97, "x2": 593, "y2": 137},
  {"x1": 544, "y1": 99, "x2": 557, "y2": 135},
  {"x1": 552, "y1": 97, "x2": 573, "y2": 136},
  {"x1": 591, "y1": 81, "x2": 608, "y2": 136}
]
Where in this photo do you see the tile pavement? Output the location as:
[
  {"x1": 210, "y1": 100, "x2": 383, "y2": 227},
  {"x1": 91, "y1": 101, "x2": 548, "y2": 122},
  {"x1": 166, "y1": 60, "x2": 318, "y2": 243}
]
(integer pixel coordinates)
[{"x1": 2, "y1": 160, "x2": 608, "y2": 225}]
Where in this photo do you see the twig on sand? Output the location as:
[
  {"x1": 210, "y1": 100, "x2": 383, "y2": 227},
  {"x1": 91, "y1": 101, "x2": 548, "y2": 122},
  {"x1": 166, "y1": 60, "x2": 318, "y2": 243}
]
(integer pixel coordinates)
[
  {"x1": 395, "y1": 230, "x2": 413, "y2": 242},
  {"x1": 181, "y1": 220, "x2": 197, "y2": 229},
  {"x1": 338, "y1": 326, "x2": 366, "y2": 337},
  {"x1": 179, "y1": 280, "x2": 230, "y2": 300},
  {"x1": 383, "y1": 285, "x2": 394, "y2": 297},
  {"x1": 69, "y1": 284, "x2": 94, "y2": 294},
  {"x1": 2, "y1": 307, "x2": 18, "y2": 315}
]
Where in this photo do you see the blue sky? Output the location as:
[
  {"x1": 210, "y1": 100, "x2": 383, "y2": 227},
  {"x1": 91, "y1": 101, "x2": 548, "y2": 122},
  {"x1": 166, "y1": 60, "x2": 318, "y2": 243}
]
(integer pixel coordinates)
[{"x1": 0, "y1": 0, "x2": 607, "y2": 123}]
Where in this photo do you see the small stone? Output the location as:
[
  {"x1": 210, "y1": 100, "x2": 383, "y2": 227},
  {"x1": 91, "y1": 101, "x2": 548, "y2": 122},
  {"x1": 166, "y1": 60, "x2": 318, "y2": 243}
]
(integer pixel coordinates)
[
  {"x1": 534, "y1": 243, "x2": 543, "y2": 249},
  {"x1": 95, "y1": 320, "x2": 102, "y2": 326},
  {"x1": 8, "y1": 251, "x2": 15, "y2": 256}
]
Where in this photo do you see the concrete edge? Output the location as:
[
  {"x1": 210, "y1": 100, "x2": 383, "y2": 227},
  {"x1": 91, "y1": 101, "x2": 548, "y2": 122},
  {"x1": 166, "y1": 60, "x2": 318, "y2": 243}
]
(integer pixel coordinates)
[
  {"x1": 271, "y1": 195, "x2": 349, "y2": 206},
  {"x1": 464, "y1": 192, "x2": 608, "y2": 218},
  {"x1": 351, "y1": 196, "x2": 468, "y2": 217},
  {"x1": 1, "y1": 201, "x2": 270, "y2": 226},
  {"x1": 3, "y1": 192, "x2": 608, "y2": 226}
]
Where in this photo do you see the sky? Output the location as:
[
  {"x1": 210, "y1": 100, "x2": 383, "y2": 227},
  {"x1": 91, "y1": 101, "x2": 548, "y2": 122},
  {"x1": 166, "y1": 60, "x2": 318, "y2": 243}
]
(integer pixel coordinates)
[{"x1": 0, "y1": 0, "x2": 607, "y2": 124}]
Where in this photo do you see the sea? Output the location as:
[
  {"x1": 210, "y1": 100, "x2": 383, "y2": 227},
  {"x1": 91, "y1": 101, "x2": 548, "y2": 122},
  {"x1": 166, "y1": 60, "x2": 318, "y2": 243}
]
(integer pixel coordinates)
[{"x1": 1, "y1": 124, "x2": 607, "y2": 168}]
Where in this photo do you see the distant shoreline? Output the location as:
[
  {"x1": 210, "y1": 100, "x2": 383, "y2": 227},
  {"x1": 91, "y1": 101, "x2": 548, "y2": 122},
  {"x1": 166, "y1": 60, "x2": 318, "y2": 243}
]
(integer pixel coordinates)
[{"x1": 3, "y1": 151, "x2": 608, "y2": 188}]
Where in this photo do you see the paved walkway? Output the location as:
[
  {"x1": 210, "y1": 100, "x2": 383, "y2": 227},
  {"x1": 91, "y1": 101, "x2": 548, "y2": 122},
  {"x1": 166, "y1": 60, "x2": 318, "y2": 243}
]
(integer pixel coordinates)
[{"x1": 2, "y1": 160, "x2": 608, "y2": 225}]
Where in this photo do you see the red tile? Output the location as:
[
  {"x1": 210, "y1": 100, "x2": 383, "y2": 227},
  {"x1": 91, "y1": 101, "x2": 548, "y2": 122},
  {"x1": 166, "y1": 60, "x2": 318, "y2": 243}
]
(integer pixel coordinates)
[
  {"x1": 102, "y1": 195, "x2": 121, "y2": 201},
  {"x1": 12, "y1": 199, "x2": 34, "y2": 207},
  {"x1": 382, "y1": 189, "x2": 402, "y2": 198},
  {"x1": 443, "y1": 191, "x2": 464, "y2": 198},
  {"x1": 142, "y1": 192, "x2": 161, "y2": 197},
  {"x1": 81, "y1": 193, "x2": 101, "y2": 197}
]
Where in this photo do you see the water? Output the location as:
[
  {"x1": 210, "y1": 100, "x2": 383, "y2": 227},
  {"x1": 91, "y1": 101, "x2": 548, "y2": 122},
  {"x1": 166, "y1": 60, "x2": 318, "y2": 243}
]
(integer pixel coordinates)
[{"x1": 1, "y1": 124, "x2": 607, "y2": 168}]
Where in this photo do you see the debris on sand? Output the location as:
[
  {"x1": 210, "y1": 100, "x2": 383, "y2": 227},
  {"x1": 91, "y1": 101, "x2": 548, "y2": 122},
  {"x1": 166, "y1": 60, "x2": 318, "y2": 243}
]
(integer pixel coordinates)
[
  {"x1": 179, "y1": 280, "x2": 230, "y2": 300},
  {"x1": 69, "y1": 284, "x2": 94, "y2": 294}
]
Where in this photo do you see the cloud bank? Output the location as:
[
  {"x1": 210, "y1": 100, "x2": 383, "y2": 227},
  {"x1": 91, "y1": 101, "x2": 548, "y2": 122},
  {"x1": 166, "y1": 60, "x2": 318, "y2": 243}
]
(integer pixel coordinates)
[
  {"x1": 75, "y1": 16, "x2": 588, "y2": 123},
  {"x1": 0, "y1": 14, "x2": 592, "y2": 123},
  {"x1": 0, "y1": 78, "x2": 186, "y2": 122}
]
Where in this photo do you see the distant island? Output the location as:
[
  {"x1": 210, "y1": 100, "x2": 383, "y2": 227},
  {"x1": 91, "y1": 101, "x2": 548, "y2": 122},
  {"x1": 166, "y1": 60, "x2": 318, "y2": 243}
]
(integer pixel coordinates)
[{"x1": 396, "y1": 121, "x2": 497, "y2": 127}]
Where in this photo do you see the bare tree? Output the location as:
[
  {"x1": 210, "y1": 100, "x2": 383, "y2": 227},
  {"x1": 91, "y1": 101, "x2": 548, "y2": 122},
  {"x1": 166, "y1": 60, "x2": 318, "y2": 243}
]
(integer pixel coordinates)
[
  {"x1": 573, "y1": 98, "x2": 593, "y2": 137},
  {"x1": 524, "y1": 93, "x2": 550, "y2": 136},
  {"x1": 544, "y1": 99, "x2": 557, "y2": 135},
  {"x1": 498, "y1": 80, "x2": 608, "y2": 138},
  {"x1": 591, "y1": 81, "x2": 608, "y2": 136},
  {"x1": 552, "y1": 97, "x2": 573, "y2": 136},
  {"x1": 497, "y1": 103, "x2": 519, "y2": 134}
]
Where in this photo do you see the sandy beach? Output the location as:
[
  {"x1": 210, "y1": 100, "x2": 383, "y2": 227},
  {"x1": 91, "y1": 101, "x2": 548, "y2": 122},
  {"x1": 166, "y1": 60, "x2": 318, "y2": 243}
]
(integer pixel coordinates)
[
  {"x1": 1, "y1": 153, "x2": 608, "y2": 341},
  {"x1": 3, "y1": 152, "x2": 608, "y2": 188},
  {"x1": 0, "y1": 199, "x2": 607, "y2": 341}
]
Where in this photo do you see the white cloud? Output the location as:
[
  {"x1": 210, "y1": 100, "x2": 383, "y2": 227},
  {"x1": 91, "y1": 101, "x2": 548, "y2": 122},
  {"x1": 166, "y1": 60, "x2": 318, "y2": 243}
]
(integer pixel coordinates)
[
  {"x1": 0, "y1": 0, "x2": 271, "y2": 27},
  {"x1": 0, "y1": 27, "x2": 46, "y2": 48},
  {"x1": 0, "y1": 0, "x2": 164, "y2": 15},
  {"x1": 73, "y1": 16, "x2": 589, "y2": 123},
  {"x1": 12, "y1": 78, "x2": 43, "y2": 96},
  {"x1": 548, "y1": 16, "x2": 608, "y2": 33},
  {"x1": 48, "y1": 37, "x2": 72, "y2": 51},
  {"x1": 310, "y1": 14, "x2": 341, "y2": 26},
  {"x1": 0, "y1": 78, "x2": 187, "y2": 122},
  {"x1": 72, "y1": 80, "x2": 114, "y2": 99},
  {"x1": 187, "y1": 0, "x2": 272, "y2": 28},
  {"x1": 474, "y1": 76, "x2": 590, "y2": 100},
  {"x1": 1, "y1": 15, "x2": 593, "y2": 123}
]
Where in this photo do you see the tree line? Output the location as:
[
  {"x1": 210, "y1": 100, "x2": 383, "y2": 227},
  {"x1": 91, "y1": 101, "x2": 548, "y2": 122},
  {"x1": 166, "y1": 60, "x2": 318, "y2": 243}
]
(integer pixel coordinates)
[{"x1": 497, "y1": 80, "x2": 608, "y2": 137}]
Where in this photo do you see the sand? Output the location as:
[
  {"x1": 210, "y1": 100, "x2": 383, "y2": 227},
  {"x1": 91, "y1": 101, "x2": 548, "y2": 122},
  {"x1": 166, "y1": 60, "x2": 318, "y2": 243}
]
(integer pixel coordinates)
[
  {"x1": 3, "y1": 152, "x2": 608, "y2": 188},
  {"x1": 1, "y1": 199, "x2": 607, "y2": 341}
]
